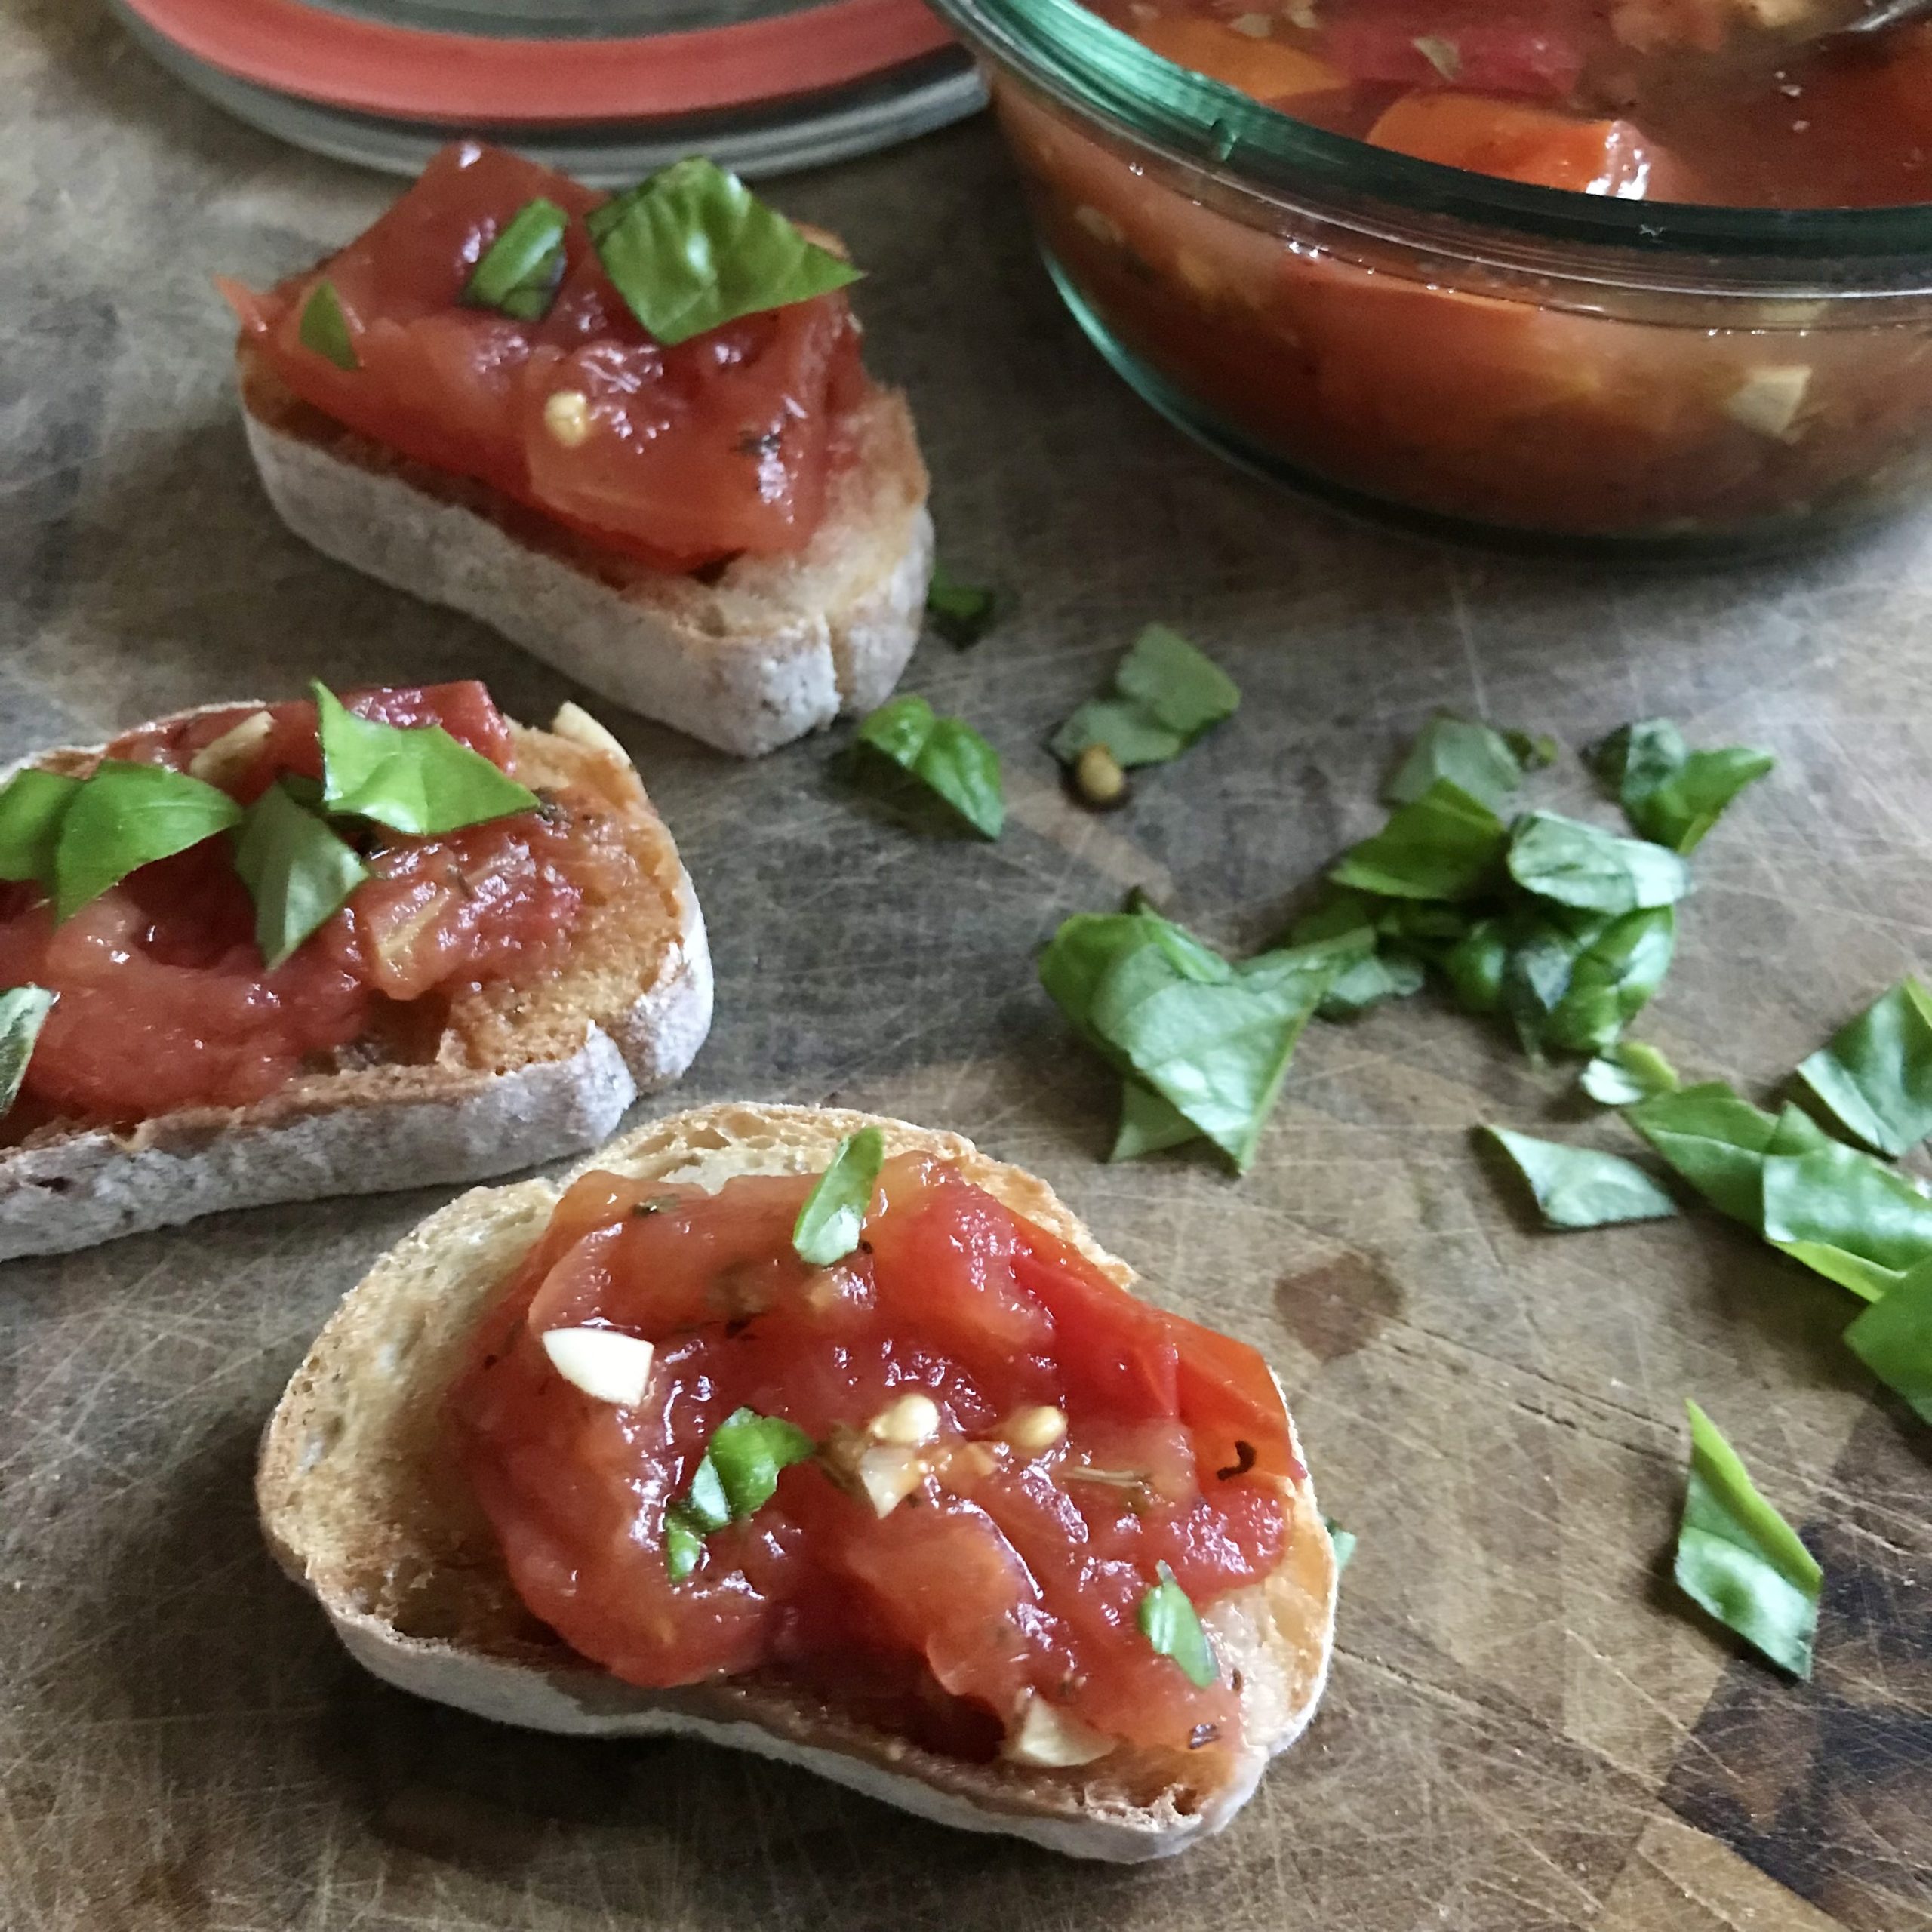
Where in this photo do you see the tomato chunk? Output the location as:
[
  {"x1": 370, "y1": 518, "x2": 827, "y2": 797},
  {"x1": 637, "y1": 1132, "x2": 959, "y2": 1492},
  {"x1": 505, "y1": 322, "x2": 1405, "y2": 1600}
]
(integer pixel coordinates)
[
  {"x1": 1367, "y1": 91, "x2": 1667, "y2": 195},
  {"x1": 225, "y1": 143, "x2": 869, "y2": 571},
  {"x1": 451, "y1": 1152, "x2": 1300, "y2": 1761},
  {"x1": 1136, "y1": 17, "x2": 1343, "y2": 96}
]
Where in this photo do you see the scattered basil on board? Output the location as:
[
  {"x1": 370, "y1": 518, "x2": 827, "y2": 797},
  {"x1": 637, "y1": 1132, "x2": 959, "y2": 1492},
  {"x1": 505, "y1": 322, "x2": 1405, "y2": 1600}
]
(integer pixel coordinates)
[
  {"x1": 1844, "y1": 1256, "x2": 1932, "y2": 1424},
  {"x1": 1051, "y1": 625, "x2": 1238, "y2": 771},
  {"x1": 1795, "y1": 977, "x2": 1932, "y2": 1158},
  {"x1": 1759, "y1": 1140, "x2": 1932, "y2": 1303},
  {"x1": 1330, "y1": 780, "x2": 1506, "y2": 902},
  {"x1": 1318, "y1": 945, "x2": 1426, "y2": 1021},
  {"x1": 0, "y1": 769, "x2": 81, "y2": 890},
  {"x1": 1137, "y1": 1561, "x2": 1217, "y2": 1687},
  {"x1": 1383, "y1": 713, "x2": 1532, "y2": 813},
  {"x1": 461, "y1": 197, "x2": 568, "y2": 321},
  {"x1": 1039, "y1": 908, "x2": 1351, "y2": 1173},
  {"x1": 298, "y1": 279, "x2": 358, "y2": 371},
  {"x1": 1484, "y1": 1127, "x2": 1678, "y2": 1229},
  {"x1": 792, "y1": 1128, "x2": 887, "y2": 1267},
  {"x1": 1111, "y1": 1076, "x2": 1209, "y2": 1163},
  {"x1": 1625, "y1": 1083, "x2": 1832, "y2": 1227},
  {"x1": 314, "y1": 682, "x2": 539, "y2": 836},
  {"x1": 925, "y1": 564, "x2": 998, "y2": 646},
  {"x1": 53, "y1": 761, "x2": 244, "y2": 921},
  {"x1": 663, "y1": 1407, "x2": 817, "y2": 1581},
  {"x1": 1593, "y1": 719, "x2": 1774, "y2": 855},
  {"x1": 1506, "y1": 811, "x2": 1690, "y2": 916},
  {"x1": 0, "y1": 984, "x2": 56, "y2": 1119},
  {"x1": 1324, "y1": 1519, "x2": 1358, "y2": 1571},
  {"x1": 232, "y1": 780, "x2": 370, "y2": 970},
  {"x1": 1503, "y1": 906, "x2": 1677, "y2": 1058},
  {"x1": 1581, "y1": 1040, "x2": 1681, "y2": 1106},
  {"x1": 1674, "y1": 1400, "x2": 1821, "y2": 1679},
  {"x1": 586, "y1": 158, "x2": 861, "y2": 349},
  {"x1": 850, "y1": 696, "x2": 1004, "y2": 840}
]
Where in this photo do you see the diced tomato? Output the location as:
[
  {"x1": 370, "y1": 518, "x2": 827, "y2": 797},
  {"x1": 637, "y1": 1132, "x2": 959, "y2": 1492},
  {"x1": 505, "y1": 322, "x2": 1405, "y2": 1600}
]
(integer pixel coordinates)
[
  {"x1": 1135, "y1": 16, "x2": 1344, "y2": 95},
  {"x1": 1367, "y1": 91, "x2": 1667, "y2": 195},
  {"x1": 1323, "y1": 16, "x2": 1583, "y2": 98},
  {"x1": 224, "y1": 143, "x2": 868, "y2": 570},
  {"x1": 450, "y1": 1154, "x2": 1298, "y2": 1758}
]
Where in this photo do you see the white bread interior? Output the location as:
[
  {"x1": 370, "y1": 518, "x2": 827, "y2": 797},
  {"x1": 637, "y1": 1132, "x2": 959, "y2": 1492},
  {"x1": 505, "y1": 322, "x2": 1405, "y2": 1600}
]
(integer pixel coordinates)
[
  {"x1": 257, "y1": 1103, "x2": 1337, "y2": 1862},
  {"x1": 239, "y1": 341, "x2": 934, "y2": 761},
  {"x1": 0, "y1": 706, "x2": 712, "y2": 1260}
]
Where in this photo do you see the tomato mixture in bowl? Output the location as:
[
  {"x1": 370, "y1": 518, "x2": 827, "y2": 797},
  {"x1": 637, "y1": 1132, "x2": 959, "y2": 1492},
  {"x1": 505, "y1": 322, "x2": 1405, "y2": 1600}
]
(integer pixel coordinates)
[
  {"x1": 451, "y1": 1150, "x2": 1300, "y2": 1774},
  {"x1": 0, "y1": 685, "x2": 629, "y2": 1131},
  {"x1": 931, "y1": 0, "x2": 1932, "y2": 546}
]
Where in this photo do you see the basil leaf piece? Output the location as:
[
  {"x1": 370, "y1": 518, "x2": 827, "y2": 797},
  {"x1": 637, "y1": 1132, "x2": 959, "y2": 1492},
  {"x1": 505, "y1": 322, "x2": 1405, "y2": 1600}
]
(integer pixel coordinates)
[
  {"x1": 314, "y1": 681, "x2": 538, "y2": 835},
  {"x1": 1674, "y1": 1400, "x2": 1821, "y2": 1679},
  {"x1": 851, "y1": 696, "x2": 1004, "y2": 840},
  {"x1": 1320, "y1": 945, "x2": 1425, "y2": 1021},
  {"x1": 1050, "y1": 698, "x2": 1186, "y2": 770},
  {"x1": 1330, "y1": 780, "x2": 1506, "y2": 903},
  {"x1": 1050, "y1": 625, "x2": 1238, "y2": 769},
  {"x1": 1503, "y1": 729, "x2": 1559, "y2": 772},
  {"x1": 792, "y1": 1127, "x2": 887, "y2": 1267},
  {"x1": 1483, "y1": 1127, "x2": 1678, "y2": 1229},
  {"x1": 1760, "y1": 1141, "x2": 1932, "y2": 1303},
  {"x1": 1844, "y1": 1256, "x2": 1932, "y2": 1423},
  {"x1": 1111, "y1": 1077, "x2": 1206, "y2": 1161},
  {"x1": 1324, "y1": 1519, "x2": 1358, "y2": 1572},
  {"x1": 1581, "y1": 1041, "x2": 1681, "y2": 1106},
  {"x1": 586, "y1": 157, "x2": 860, "y2": 349},
  {"x1": 663, "y1": 1406, "x2": 816, "y2": 1581},
  {"x1": 1595, "y1": 719, "x2": 1774, "y2": 854},
  {"x1": 233, "y1": 780, "x2": 369, "y2": 969},
  {"x1": 1383, "y1": 714, "x2": 1526, "y2": 812},
  {"x1": 1795, "y1": 978, "x2": 1932, "y2": 1158},
  {"x1": 53, "y1": 761, "x2": 244, "y2": 921},
  {"x1": 0, "y1": 984, "x2": 56, "y2": 1120},
  {"x1": 0, "y1": 769, "x2": 82, "y2": 890},
  {"x1": 1041, "y1": 912, "x2": 1351, "y2": 1173},
  {"x1": 1503, "y1": 906, "x2": 1676, "y2": 1058},
  {"x1": 1626, "y1": 1084, "x2": 1830, "y2": 1227},
  {"x1": 1506, "y1": 811, "x2": 1690, "y2": 915},
  {"x1": 299, "y1": 278, "x2": 358, "y2": 371},
  {"x1": 926, "y1": 563, "x2": 997, "y2": 646},
  {"x1": 461, "y1": 197, "x2": 568, "y2": 322},
  {"x1": 1137, "y1": 1561, "x2": 1217, "y2": 1687},
  {"x1": 1444, "y1": 915, "x2": 1508, "y2": 1013}
]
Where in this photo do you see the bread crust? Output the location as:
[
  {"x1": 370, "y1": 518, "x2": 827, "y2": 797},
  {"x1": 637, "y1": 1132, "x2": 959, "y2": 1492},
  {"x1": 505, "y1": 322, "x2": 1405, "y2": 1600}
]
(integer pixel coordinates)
[
  {"x1": 257, "y1": 1103, "x2": 1337, "y2": 1861},
  {"x1": 238, "y1": 343, "x2": 934, "y2": 759},
  {"x1": 0, "y1": 705, "x2": 712, "y2": 1260}
]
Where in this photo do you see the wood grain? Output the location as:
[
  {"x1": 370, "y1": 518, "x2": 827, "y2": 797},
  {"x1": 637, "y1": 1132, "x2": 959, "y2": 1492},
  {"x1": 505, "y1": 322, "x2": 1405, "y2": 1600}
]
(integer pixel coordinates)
[{"x1": 2, "y1": 2, "x2": 1928, "y2": 1925}]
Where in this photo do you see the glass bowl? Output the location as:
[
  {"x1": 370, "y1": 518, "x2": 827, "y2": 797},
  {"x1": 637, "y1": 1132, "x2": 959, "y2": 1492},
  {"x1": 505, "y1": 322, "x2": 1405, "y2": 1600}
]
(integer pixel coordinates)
[{"x1": 926, "y1": 0, "x2": 1932, "y2": 551}]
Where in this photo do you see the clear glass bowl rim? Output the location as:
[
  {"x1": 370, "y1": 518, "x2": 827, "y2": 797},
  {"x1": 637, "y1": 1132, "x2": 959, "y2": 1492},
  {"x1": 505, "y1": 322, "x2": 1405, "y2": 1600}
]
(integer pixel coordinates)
[{"x1": 932, "y1": 0, "x2": 1932, "y2": 274}]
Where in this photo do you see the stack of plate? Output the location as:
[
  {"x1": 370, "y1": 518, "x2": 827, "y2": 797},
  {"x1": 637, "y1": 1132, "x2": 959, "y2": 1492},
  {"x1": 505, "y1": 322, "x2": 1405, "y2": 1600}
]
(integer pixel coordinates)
[{"x1": 109, "y1": 0, "x2": 983, "y2": 180}]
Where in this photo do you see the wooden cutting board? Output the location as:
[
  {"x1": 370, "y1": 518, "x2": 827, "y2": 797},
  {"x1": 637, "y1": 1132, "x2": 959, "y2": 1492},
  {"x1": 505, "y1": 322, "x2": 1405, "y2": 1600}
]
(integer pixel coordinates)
[{"x1": 2, "y1": 9, "x2": 1927, "y2": 1927}]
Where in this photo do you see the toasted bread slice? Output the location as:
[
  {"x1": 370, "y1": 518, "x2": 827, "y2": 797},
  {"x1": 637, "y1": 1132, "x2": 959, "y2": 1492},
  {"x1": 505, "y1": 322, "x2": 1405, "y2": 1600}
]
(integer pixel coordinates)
[
  {"x1": 257, "y1": 1103, "x2": 1337, "y2": 1862},
  {"x1": 0, "y1": 704, "x2": 711, "y2": 1260},
  {"x1": 238, "y1": 339, "x2": 934, "y2": 761}
]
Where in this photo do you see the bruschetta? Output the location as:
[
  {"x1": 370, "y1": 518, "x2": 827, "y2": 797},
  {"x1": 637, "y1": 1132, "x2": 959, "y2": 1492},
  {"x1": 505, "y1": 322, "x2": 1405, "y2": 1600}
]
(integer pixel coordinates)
[
  {"x1": 221, "y1": 146, "x2": 934, "y2": 759},
  {"x1": 0, "y1": 685, "x2": 709, "y2": 1260},
  {"x1": 257, "y1": 1103, "x2": 1337, "y2": 1861}
]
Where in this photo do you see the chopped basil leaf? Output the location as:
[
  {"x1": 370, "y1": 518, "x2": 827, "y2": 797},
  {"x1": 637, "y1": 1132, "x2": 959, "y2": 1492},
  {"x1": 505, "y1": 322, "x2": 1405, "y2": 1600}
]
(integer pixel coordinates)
[
  {"x1": 1844, "y1": 1256, "x2": 1932, "y2": 1424},
  {"x1": 1041, "y1": 910, "x2": 1351, "y2": 1173},
  {"x1": 586, "y1": 157, "x2": 860, "y2": 349},
  {"x1": 1581, "y1": 1041, "x2": 1681, "y2": 1106},
  {"x1": 1483, "y1": 1127, "x2": 1678, "y2": 1229},
  {"x1": 1503, "y1": 906, "x2": 1676, "y2": 1058},
  {"x1": 792, "y1": 1127, "x2": 887, "y2": 1267},
  {"x1": 1383, "y1": 714, "x2": 1527, "y2": 812},
  {"x1": 313, "y1": 681, "x2": 538, "y2": 835},
  {"x1": 1674, "y1": 1400, "x2": 1821, "y2": 1678},
  {"x1": 1444, "y1": 915, "x2": 1508, "y2": 1013},
  {"x1": 1593, "y1": 719, "x2": 1774, "y2": 854},
  {"x1": 53, "y1": 761, "x2": 243, "y2": 921},
  {"x1": 233, "y1": 780, "x2": 369, "y2": 969},
  {"x1": 1760, "y1": 1140, "x2": 1932, "y2": 1303},
  {"x1": 0, "y1": 984, "x2": 56, "y2": 1120},
  {"x1": 0, "y1": 769, "x2": 81, "y2": 891},
  {"x1": 1626, "y1": 1083, "x2": 1829, "y2": 1227},
  {"x1": 851, "y1": 696, "x2": 1004, "y2": 840},
  {"x1": 461, "y1": 197, "x2": 568, "y2": 322},
  {"x1": 1110, "y1": 1076, "x2": 1206, "y2": 1161},
  {"x1": 926, "y1": 563, "x2": 997, "y2": 646},
  {"x1": 1051, "y1": 625, "x2": 1238, "y2": 770},
  {"x1": 1506, "y1": 811, "x2": 1690, "y2": 915},
  {"x1": 663, "y1": 1407, "x2": 816, "y2": 1581},
  {"x1": 298, "y1": 278, "x2": 358, "y2": 371},
  {"x1": 1795, "y1": 977, "x2": 1932, "y2": 1158},
  {"x1": 1320, "y1": 945, "x2": 1425, "y2": 1021},
  {"x1": 1137, "y1": 1561, "x2": 1217, "y2": 1687},
  {"x1": 1503, "y1": 729, "x2": 1559, "y2": 772},
  {"x1": 1324, "y1": 1518, "x2": 1358, "y2": 1571},
  {"x1": 1330, "y1": 780, "x2": 1506, "y2": 903}
]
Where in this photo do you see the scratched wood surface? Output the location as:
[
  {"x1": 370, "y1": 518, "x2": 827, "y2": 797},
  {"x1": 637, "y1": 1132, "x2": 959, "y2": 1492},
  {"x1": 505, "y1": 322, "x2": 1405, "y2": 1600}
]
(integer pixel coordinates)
[{"x1": 3, "y1": 5, "x2": 1930, "y2": 1927}]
